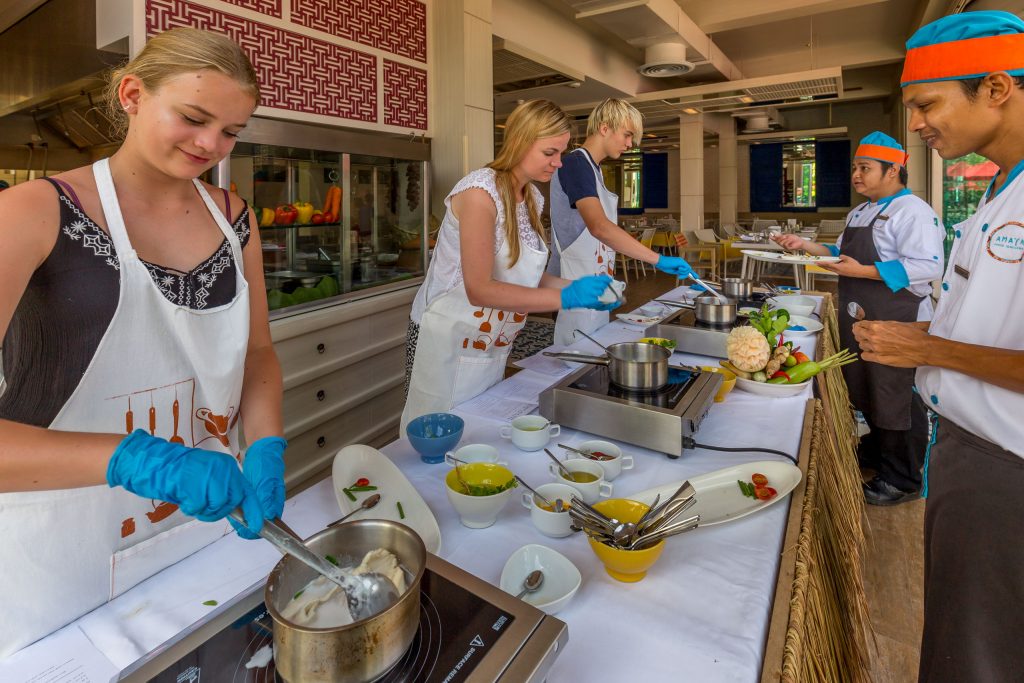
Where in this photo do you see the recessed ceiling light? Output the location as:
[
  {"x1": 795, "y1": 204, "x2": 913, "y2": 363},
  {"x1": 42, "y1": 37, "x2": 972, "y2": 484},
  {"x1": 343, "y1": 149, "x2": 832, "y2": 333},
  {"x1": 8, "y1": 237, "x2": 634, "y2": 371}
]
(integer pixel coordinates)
[
  {"x1": 740, "y1": 96, "x2": 754, "y2": 103},
  {"x1": 683, "y1": 107, "x2": 698, "y2": 115}
]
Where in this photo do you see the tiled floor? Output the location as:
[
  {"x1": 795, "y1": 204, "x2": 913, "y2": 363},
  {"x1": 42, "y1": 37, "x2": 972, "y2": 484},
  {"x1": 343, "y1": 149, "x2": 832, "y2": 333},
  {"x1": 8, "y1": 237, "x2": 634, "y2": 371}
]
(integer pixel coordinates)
[{"x1": 609, "y1": 269, "x2": 926, "y2": 682}]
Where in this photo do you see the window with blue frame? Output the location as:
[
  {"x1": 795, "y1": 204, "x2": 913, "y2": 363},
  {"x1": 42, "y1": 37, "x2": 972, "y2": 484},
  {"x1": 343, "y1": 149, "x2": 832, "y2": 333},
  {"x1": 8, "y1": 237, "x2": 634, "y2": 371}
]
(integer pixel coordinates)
[{"x1": 750, "y1": 139, "x2": 850, "y2": 212}]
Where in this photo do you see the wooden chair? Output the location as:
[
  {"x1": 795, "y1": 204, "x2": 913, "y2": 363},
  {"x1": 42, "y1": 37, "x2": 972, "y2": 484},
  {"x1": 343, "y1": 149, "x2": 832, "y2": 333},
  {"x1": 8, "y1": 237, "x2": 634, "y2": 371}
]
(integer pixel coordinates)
[
  {"x1": 695, "y1": 227, "x2": 743, "y2": 278},
  {"x1": 674, "y1": 230, "x2": 717, "y2": 281},
  {"x1": 616, "y1": 227, "x2": 657, "y2": 281}
]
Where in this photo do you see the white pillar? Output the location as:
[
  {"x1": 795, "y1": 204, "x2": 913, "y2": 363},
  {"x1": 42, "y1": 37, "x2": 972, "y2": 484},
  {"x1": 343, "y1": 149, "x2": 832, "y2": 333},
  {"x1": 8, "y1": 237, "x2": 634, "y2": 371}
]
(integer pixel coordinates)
[
  {"x1": 430, "y1": 0, "x2": 494, "y2": 214},
  {"x1": 679, "y1": 114, "x2": 704, "y2": 231},
  {"x1": 718, "y1": 118, "x2": 738, "y2": 227}
]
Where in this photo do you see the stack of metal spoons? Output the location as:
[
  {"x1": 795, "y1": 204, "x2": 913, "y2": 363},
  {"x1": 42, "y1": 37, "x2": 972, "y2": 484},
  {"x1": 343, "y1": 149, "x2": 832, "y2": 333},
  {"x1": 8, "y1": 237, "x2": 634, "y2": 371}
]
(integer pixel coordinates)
[{"x1": 567, "y1": 480, "x2": 701, "y2": 551}]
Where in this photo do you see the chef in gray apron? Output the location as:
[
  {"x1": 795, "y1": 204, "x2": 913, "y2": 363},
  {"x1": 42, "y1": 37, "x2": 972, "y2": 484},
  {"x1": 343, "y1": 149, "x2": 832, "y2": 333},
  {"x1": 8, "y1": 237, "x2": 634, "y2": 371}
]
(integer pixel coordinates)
[
  {"x1": 775, "y1": 131, "x2": 943, "y2": 504},
  {"x1": 854, "y1": 12, "x2": 1024, "y2": 681}
]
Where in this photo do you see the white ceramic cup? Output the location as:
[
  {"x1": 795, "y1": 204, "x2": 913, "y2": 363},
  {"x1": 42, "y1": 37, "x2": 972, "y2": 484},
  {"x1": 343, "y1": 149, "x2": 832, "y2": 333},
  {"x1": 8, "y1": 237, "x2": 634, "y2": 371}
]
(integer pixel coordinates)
[
  {"x1": 520, "y1": 483, "x2": 577, "y2": 538},
  {"x1": 548, "y1": 458, "x2": 613, "y2": 505},
  {"x1": 444, "y1": 443, "x2": 503, "y2": 466},
  {"x1": 499, "y1": 415, "x2": 560, "y2": 452},
  {"x1": 574, "y1": 440, "x2": 634, "y2": 481}
]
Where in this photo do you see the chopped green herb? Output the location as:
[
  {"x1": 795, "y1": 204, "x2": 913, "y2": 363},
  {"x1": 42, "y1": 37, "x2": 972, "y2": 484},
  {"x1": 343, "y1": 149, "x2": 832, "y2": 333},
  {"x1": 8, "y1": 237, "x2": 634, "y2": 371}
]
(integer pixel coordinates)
[
  {"x1": 457, "y1": 478, "x2": 518, "y2": 497},
  {"x1": 343, "y1": 488, "x2": 356, "y2": 502},
  {"x1": 737, "y1": 480, "x2": 757, "y2": 499},
  {"x1": 397, "y1": 501, "x2": 405, "y2": 519},
  {"x1": 202, "y1": 599, "x2": 218, "y2": 606},
  {"x1": 325, "y1": 554, "x2": 339, "y2": 566},
  {"x1": 293, "y1": 589, "x2": 305, "y2": 600}
]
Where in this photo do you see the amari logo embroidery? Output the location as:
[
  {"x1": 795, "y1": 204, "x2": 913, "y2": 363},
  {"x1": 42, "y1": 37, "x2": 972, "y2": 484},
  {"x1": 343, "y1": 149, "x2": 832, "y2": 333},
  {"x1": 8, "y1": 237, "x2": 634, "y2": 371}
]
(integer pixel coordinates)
[{"x1": 986, "y1": 221, "x2": 1024, "y2": 263}]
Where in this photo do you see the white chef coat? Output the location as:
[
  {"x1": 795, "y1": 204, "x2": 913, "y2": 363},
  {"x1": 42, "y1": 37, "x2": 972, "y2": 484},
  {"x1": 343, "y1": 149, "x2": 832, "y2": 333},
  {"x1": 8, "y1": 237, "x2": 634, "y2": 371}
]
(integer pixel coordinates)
[
  {"x1": 916, "y1": 161, "x2": 1024, "y2": 457},
  {"x1": 833, "y1": 189, "x2": 945, "y2": 320}
]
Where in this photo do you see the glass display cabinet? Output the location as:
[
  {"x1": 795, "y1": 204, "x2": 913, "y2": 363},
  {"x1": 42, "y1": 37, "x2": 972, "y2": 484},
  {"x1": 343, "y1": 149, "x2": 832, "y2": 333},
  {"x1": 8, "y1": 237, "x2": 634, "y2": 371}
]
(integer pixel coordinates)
[{"x1": 220, "y1": 122, "x2": 431, "y2": 318}]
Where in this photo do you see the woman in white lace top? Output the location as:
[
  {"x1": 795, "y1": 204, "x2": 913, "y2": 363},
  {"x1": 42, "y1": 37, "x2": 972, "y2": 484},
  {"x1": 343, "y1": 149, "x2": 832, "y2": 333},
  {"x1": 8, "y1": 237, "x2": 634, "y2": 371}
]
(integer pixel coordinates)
[{"x1": 401, "y1": 100, "x2": 621, "y2": 431}]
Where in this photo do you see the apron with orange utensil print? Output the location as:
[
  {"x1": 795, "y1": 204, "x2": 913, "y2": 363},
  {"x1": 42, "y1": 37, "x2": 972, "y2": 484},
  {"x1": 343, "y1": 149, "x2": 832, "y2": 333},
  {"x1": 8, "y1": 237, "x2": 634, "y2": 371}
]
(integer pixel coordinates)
[
  {"x1": 401, "y1": 229, "x2": 548, "y2": 431},
  {"x1": 0, "y1": 158, "x2": 250, "y2": 658}
]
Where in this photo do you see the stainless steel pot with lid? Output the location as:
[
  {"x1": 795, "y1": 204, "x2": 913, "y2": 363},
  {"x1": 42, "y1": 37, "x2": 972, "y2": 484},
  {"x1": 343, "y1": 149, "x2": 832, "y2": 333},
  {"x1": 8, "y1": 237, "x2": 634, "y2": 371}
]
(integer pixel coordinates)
[
  {"x1": 543, "y1": 341, "x2": 671, "y2": 391},
  {"x1": 266, "y1": 520, "x2": 426, "y2": 683},
  {"x1": 720, "y1": 278, "x2": 753, "y2": 299}
]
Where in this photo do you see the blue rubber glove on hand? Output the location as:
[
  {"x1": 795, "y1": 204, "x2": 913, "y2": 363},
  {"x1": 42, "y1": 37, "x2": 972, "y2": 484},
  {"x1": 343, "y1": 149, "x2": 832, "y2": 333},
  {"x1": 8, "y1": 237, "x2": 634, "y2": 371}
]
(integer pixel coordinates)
[
  {"x1": 655, "y1": 255, "x2": 696, "y2": 278},
  {"x1": 561, "y1": 274, "x2": 621, "y2": 311},
  {"x1": 229, "y1": 436, "x2": 287, "y2": 540},
  {"x1": 107, "y1": 429, "x2": 265, "y2": 537}
]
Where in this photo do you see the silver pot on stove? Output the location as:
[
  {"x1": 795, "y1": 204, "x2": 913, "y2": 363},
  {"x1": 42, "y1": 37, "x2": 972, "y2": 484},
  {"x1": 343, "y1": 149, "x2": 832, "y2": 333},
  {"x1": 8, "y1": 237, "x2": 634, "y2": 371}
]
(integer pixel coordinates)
[
  {"x1": 658, "y1": 294, "x2": 738, "y2": 325},
  {"x1": 266, "y1": 520, "x2": 426, "y2": 683},
  {"x1": 543, "y1": 341, "x2": 671, "y2": 391}
]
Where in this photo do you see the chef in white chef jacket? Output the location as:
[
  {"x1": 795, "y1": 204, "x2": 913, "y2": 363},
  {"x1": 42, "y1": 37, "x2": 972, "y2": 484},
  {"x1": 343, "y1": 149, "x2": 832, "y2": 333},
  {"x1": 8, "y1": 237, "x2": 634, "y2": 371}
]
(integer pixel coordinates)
[
  {"x1": 548, "y1": 99, "x2": 697, "y2": 346},
  {"x1": 401, "y1": 100, "x2": 619, "y2": 430},
  {"x1": 775, "y1": 132, "x2": 944, "y2": 506},
  {"x1": 853, "y1": 11, "x2": 1024, "y2": 682}
]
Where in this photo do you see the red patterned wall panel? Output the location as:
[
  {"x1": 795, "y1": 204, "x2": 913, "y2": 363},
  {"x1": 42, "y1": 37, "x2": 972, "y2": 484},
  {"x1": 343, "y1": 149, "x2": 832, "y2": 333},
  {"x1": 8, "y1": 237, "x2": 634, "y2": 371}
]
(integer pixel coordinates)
[
  {"x1": 147, "y1": 0, "x2": 376, "y2": 122},
  {"x1": 218, "y1": 0, "x2": 281, "y2": 18},
  {"x1": 383, "y1": 59, "x2": 427, "y2": 130},
  {"x1": 292, "y1": 0, "x2": 426, "y2": 63}
]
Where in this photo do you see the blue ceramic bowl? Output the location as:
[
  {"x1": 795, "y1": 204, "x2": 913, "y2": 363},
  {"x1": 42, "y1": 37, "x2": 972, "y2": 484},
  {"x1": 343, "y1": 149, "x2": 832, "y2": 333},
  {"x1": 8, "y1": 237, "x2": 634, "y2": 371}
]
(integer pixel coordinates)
[{"x1": 406, "y1": 413, "x2": 465, "y2": 464}]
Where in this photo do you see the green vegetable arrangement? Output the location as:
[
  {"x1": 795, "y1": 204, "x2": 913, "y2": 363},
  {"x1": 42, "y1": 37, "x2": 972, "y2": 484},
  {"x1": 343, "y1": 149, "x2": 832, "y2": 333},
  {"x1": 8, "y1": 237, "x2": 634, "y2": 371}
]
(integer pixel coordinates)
[
  {"x1": 767, "y1": 349, "x2": 858, "y2": 384},
  {"x1": 747, "y1": 305, "x2": 790, "y2": 347}
]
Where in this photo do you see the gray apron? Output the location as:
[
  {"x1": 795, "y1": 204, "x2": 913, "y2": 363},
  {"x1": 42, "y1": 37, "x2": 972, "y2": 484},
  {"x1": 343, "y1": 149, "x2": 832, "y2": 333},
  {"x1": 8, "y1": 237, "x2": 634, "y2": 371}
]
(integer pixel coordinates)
[{"x1": 837, "y1": 204, "x2": 924, "y2": 430}]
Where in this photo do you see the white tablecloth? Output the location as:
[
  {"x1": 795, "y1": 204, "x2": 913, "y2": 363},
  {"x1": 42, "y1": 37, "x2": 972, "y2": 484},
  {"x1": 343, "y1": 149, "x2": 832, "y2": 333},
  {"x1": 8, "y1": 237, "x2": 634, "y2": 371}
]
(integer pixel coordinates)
[{"x1": 3, "y1": 287, "x2": 821, "y2": 683}]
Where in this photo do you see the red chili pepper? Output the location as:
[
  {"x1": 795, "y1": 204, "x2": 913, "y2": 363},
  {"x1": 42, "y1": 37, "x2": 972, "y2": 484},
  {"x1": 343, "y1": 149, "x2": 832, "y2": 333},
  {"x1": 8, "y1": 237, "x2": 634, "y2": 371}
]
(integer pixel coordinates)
[
  {"x1": 770, "y1": 370, "x2": 792, "y2": 381},
  {"x1": 354, "y1": 477, "x2": 370, "y2": 487}
]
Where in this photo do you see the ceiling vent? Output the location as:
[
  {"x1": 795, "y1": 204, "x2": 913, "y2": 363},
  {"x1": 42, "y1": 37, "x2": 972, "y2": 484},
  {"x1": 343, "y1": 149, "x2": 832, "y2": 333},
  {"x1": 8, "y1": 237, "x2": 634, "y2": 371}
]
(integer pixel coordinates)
[
  {"x1": 638, "y1": 42, "x2": 694, "y2": 78},
  {"x1": 732, "y1": 107, "x2": 784, "y2": 133}
]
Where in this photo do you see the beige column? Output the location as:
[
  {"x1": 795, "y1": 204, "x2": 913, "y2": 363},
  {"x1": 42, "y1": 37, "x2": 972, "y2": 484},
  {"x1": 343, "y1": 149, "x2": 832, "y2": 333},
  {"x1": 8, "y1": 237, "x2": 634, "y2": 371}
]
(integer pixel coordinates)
[
  {"x1": 718, "y1": 118, "x2": 738, "y2": 227},
  {"x1": 901, "y1": 107, "x2": 929, "y2": 205},
  {"x1": 679, "y1": 114, "x2": 704, "y2": 231},
  {"x1": 430, "y1": 0, "x2": 494, "y2": 215}
]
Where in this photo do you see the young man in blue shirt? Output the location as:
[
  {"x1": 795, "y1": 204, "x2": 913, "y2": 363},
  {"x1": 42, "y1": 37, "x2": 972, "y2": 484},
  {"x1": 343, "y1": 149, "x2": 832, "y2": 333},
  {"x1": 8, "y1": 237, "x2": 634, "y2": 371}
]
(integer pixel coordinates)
[{"x1": 548, "y1": 99, "x2": 695, "y2": 344}]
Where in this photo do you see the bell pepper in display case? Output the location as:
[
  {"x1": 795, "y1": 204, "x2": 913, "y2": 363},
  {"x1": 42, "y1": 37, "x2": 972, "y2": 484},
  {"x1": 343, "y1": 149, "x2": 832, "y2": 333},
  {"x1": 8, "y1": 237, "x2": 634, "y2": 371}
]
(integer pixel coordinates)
[
  {"x1": 294, "y1": 202, "x2": 315, "y2": 224},
  {"x1": 258, "y1": 207, "x2": 275, "y2": 227},
  {"x1": 311, "y1": 210, "x2": 325, "y2": 224},
  {"x1": 274, "y1": 205, "x2": 297, "y2": 225}
]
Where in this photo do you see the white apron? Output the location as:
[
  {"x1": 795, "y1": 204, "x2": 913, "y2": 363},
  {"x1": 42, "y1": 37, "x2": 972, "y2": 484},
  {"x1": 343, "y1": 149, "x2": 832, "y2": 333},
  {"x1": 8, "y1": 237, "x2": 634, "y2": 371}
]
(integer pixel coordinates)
[
  {"x1": 0, "y1": 158, "x2": 250, "y2": 657},
  {"x1": 551, "y1": 149, "x2": 618, "y2": 346},
  {"x1": 401, "y1": 230, "x2": 548, "y2": 431}
]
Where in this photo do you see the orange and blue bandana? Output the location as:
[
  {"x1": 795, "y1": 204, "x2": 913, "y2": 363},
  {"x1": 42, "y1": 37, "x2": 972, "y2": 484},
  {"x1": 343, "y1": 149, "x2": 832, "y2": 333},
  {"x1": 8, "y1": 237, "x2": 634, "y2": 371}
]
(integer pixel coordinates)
[
  {"x1": 855, "y1": 131, "x2": 908, "y2": 167},
  {"x1": 902, "y1": 11, "x2": 1024, "y2": 87}
]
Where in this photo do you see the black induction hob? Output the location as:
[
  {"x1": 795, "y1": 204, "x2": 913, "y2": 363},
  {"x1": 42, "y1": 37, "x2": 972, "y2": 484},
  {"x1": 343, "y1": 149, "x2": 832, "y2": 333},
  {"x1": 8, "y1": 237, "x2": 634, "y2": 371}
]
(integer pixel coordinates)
[{"x1": 119, "y1": 554, "x2": 567, "y2": 683}]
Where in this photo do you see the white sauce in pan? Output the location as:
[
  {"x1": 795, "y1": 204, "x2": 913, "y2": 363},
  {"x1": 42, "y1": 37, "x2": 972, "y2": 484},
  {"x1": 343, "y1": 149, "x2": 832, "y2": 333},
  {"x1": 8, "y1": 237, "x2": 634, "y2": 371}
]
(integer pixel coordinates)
[{"x1": 281, "y1": 548, "x2": 407, "y2": 628}]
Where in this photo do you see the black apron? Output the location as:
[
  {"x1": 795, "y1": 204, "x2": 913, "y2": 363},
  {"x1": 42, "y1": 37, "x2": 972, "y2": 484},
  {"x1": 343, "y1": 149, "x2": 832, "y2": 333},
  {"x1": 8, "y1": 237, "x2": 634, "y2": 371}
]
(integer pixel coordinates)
[{"x1": 837, "y1": 203, "x2": 924, "y2": 430}]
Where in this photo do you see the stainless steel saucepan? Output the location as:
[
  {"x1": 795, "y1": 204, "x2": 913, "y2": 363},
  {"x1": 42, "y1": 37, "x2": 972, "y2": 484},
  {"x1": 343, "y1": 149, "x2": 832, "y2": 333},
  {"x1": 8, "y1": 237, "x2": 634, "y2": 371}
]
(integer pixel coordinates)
[
  {"x1": 720, "y1": 277, "x2": 753, "y2": 299},
  {"x1": 656, "y1": 294, "x2": 738, "y2": 325},
  {"x1": 544, "y1": 341, "x2": 671, "y2": 391}
]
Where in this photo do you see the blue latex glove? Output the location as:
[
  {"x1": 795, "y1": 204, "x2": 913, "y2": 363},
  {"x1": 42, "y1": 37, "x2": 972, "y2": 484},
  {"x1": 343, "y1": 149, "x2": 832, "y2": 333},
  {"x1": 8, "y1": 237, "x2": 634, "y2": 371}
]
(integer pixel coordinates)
[
  {"x1": 107, "y1": 429, "x2": 264, "y2": 536},
  {"x1": 229, "y1": 436, "x2": 287, "y2": 540},
  {"x1": 655, "y1": 255, "x2": 696, "y2": 278},
  {"x1": 561, "y1": 274, "x2": 621, "y2": 310}
]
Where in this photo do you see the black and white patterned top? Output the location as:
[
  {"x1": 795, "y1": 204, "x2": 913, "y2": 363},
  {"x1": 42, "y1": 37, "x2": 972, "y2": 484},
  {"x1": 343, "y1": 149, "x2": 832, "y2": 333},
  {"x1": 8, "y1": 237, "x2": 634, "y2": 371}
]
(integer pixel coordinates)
[{"x1": 0, "y1": 178, "x2": 251, "y2": 428}]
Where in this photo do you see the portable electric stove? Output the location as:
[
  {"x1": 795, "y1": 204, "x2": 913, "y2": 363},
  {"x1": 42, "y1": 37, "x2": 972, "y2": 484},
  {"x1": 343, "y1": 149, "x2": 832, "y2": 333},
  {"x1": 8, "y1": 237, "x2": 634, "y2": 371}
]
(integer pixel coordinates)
[
  {"x1": 538, "y1": 365, "x2": 720, "y2": 458},
  {"x1": 119, "y1": 554, "x2": 567, "y2": 683},
  {"x1": 644, "y1": 293, "x2": 768, "y2": 359}
]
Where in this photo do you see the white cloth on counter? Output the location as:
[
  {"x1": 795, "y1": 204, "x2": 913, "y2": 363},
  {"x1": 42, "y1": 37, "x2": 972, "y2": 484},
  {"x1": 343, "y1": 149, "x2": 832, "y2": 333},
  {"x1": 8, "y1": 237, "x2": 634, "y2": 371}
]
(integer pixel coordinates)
[{"x1": 8, "y1": 285, "x2": 821, "y2": 683}]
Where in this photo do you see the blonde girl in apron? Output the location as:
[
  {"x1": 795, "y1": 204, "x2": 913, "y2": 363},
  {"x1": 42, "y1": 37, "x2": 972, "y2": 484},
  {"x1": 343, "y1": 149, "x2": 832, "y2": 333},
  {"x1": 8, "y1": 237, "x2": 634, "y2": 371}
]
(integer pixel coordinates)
[
  {"x1": 0, "y1": 29, "x2": 285, "y2": 657},
  {"x1": 402, "y1": 100, "x2": 620, "y2": 430}
]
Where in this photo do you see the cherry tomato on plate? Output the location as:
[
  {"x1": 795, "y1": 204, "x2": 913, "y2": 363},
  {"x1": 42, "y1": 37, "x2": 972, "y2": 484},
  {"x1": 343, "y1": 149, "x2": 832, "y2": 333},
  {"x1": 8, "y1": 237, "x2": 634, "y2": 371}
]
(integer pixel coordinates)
[
  {"x1": 751, "y1": 473, "x2": 768, "y2": 487},
  {"x1": 354, "y1": 477, "x2": 370, "y2": 487}
]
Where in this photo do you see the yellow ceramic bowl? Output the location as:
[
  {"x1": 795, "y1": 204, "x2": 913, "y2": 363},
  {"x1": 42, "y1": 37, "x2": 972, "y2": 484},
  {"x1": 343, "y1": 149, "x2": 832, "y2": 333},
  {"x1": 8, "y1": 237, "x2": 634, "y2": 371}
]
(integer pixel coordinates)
[
  {"x1": 700, "y1": 366, "x2": 737, "y2": 402},
  {"x1": 638, "y1": 337, "x2": 678, "y2": 351},
  {"x1": 586, "y1": 498, "x2": 665, "y2": 583},
  {"x1": 444, "y1": 463, "x2": 517, "y2": 529}
]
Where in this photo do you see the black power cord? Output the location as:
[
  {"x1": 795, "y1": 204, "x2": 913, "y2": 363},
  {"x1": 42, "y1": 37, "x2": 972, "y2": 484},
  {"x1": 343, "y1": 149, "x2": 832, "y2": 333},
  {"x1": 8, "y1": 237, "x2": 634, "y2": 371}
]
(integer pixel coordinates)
[{"x1": 682, "y1": 436, "x2": 798, "y2": 466}]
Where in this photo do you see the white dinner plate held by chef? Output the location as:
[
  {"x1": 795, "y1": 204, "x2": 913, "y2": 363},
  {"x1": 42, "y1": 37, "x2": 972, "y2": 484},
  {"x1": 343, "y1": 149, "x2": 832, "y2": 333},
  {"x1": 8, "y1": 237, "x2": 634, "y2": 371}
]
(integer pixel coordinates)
[
  {"x1": 332, "y1": 445, "x2": 442, "y2": 554},
  {"x1": 630, "y1": 460, "x2": 801, "y2": 527}
]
